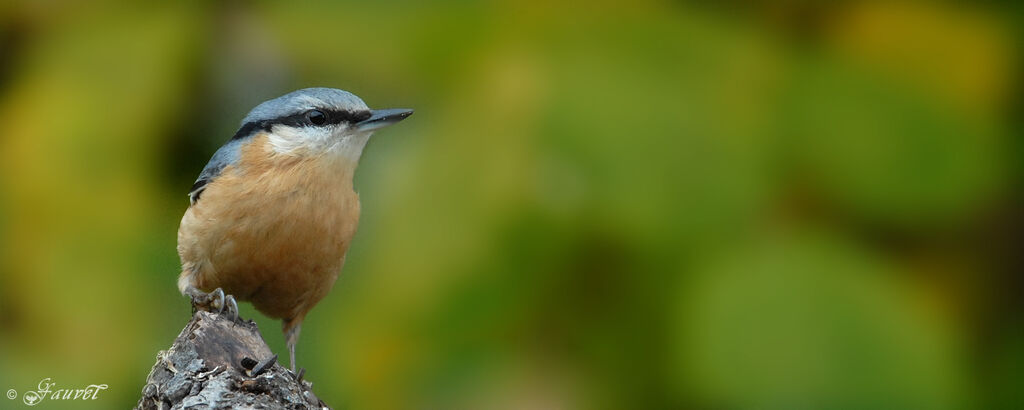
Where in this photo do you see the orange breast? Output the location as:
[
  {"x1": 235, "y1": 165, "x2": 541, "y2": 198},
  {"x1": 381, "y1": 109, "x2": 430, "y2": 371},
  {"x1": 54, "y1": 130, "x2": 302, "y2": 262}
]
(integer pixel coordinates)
[{"x1": 178, "y1": 134, "x2": 361, "y2": 321}]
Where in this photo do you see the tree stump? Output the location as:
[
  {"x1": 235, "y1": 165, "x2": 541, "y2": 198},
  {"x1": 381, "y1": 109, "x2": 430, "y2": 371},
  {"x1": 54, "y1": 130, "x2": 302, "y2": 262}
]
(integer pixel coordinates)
[{"x1": 135, "y1": 311, "x2": 328, "y2": 409}]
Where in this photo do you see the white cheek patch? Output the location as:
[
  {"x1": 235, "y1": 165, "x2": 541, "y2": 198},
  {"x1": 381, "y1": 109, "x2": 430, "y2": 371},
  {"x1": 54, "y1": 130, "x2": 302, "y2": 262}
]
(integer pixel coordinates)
[
  {"x1": 267, "y1": 124, "x2": 373, "y2": 162},
  {"x1": 267, "y1": 124, "x2": 334, "y2": 155}
]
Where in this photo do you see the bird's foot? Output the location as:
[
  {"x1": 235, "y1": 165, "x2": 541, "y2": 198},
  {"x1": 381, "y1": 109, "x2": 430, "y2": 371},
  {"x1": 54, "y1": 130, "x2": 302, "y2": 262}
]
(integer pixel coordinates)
[
  {"x1": 291, "y1": 367, "x2": 306, "y2": 382},
  {"x1": 188, "y1": 287, "x2": 239, "y2": 322}
]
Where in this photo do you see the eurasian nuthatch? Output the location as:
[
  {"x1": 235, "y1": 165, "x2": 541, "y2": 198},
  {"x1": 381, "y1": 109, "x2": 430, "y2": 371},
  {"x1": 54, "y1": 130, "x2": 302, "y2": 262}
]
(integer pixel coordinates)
[{"x1": 176, "y1": 87, "x2": 412, "y2": 372}]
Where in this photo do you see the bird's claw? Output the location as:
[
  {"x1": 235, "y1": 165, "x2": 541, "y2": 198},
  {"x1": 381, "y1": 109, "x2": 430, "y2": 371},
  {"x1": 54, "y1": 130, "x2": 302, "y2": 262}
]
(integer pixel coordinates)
[
  {"x1": 189, "y1": 287, "x2": 239, "y2": 322},
  {"x1": 210, "y1": 288, "x2": 225, "y2": 311},
  {"x1": 223, "y1": 294, "x2": 238, "y2": 323}
]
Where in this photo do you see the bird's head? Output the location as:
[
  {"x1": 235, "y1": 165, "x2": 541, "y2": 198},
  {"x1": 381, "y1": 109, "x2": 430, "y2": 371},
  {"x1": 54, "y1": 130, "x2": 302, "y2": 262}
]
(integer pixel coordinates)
[{"x1": 237, "y1": 87, "x2": 412, "y2": 160}]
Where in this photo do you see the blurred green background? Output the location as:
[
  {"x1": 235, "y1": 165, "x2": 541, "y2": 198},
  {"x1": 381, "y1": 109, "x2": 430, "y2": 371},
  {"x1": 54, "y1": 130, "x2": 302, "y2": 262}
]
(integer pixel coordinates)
[{"x1": 0, "y1": 1, "x2": 1021, "y2": 409}]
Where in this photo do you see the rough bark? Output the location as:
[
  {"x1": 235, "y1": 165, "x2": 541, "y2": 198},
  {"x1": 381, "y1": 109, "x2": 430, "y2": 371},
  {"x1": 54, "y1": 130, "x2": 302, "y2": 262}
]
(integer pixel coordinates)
[{"x1": 135, "y1": 311, "x2": 328, "y2": 409}]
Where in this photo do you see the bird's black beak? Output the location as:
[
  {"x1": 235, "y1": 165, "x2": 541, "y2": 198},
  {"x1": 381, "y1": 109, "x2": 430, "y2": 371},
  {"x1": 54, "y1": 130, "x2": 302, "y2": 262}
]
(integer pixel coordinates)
[{"x1": 356, "y1": 108, "x2": 413, "y2": 131}]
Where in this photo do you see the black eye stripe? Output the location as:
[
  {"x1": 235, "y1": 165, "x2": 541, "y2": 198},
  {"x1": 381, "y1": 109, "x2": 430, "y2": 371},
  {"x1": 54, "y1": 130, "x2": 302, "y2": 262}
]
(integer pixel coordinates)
[
  {"x1": 231, "y1": 109, "x2": 372, "y2": 140},
  {"x1": 275, "y1": 109, "x2": 370, "y2": 127}
]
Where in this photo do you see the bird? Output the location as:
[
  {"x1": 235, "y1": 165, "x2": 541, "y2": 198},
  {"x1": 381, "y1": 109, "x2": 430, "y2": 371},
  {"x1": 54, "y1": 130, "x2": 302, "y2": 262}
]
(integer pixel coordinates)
[{"x1": 176, "y1": 87, "x2": 412, "y2": 373}]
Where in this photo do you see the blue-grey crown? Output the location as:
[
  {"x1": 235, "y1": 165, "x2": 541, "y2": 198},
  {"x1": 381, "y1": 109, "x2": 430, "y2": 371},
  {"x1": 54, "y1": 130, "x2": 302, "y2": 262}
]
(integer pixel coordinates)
[{"x1": 242, "y1": 87, "x2": 370, "y2": 125}]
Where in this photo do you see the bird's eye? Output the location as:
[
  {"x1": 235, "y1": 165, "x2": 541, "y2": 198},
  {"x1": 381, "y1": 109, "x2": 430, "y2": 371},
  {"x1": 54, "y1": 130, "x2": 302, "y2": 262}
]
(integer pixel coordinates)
[{"x1": 306, "y1": 110, "x2": 327, "y2": 126}]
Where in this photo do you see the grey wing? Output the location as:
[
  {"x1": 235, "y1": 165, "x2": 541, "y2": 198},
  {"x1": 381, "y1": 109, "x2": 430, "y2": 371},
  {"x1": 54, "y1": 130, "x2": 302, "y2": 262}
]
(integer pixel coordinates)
[{"x1": 188, "y1": 139, "x2": 244, "y2": 205}]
